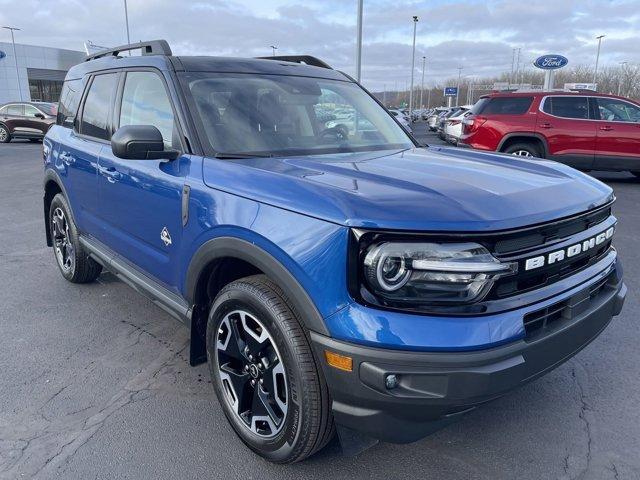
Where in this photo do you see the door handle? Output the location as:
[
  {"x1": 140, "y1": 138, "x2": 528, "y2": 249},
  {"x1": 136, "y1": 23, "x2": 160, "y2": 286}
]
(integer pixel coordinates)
[
  {"x1": 539, "y1": 123, "x2": 552, "y2": 129},
  {"x1": 99, "y1": 166, "x2": 122, "y2": 183},
  {"x1": 599, "y1": 125, "x2": 613, "y2": 131},
  {"x1": 59, "y1": 152, "x2": 75, "y2": 165}
]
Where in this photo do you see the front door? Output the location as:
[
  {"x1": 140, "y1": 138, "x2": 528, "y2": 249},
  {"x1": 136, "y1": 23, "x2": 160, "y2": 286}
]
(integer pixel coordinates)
[
  {"x1": 593, "y1": 96, "x2": 640, "y2": 172},
  {"x1": 96, "y1": 69, "x2": 188, "y2": 290}
]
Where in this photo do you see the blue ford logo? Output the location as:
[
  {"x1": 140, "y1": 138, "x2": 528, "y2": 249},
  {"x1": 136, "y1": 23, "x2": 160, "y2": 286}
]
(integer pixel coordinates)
[
  {"x1": 533, "y1": 54, "x2": 568, "y2": 70},
  {"x1": 0, "y1": 51, "x2": 5, "y2": 60}
]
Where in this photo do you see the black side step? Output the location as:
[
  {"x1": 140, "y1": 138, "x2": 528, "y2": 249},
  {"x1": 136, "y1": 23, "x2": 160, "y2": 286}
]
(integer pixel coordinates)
[{"x1": 79, "y1": 235, "x2": 191, "y2": 325}]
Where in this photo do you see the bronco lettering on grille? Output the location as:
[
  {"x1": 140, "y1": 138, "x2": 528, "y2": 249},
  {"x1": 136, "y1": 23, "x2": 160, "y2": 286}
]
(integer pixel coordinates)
[{"x1": 524, "y1": 227, "x2": 614, "y2": 271}]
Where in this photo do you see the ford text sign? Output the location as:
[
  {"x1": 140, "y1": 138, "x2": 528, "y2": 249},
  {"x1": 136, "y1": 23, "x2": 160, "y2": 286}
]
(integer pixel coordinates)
[
  {"x1": 444, "y1": 87, "x2": 457, "y2": 96},
  {"x1": 533, "y1": 54, "x2": 568, "y2": 70}
]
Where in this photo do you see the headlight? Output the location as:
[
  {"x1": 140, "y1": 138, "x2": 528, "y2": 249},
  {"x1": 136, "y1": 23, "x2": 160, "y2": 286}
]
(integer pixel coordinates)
[{"x1": 362, "y1": 242, "x2": 517, "y2": 306}]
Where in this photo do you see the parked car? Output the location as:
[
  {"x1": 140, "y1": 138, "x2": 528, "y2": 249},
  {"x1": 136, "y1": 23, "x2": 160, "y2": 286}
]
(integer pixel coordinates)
[
  {"x1": 443, "y1": 106, "x2": 472, "y2": 145},
  {"x1": 459, "y1": 91, "x2": 640, "y2": 175},
  {"x1": 0, "y1": 101, "x2": 57, "y2": 143},
  {"x1": 388, "y1": 109, "x2": 413, "y2": 133},
  {"x1": 427, "y1": 107, "x2": 448, "y2": 131},
  {"x1": 44, "y1": 40, "x2": 625, "y2": 464},
  {"x1": 438, "y1": 107, "x2": 463, "y2": 140}
]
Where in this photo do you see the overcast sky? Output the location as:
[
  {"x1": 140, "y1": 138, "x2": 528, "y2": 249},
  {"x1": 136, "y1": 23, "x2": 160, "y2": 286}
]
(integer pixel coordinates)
[{"x1": 0, "y1": 0, "x2": 638, "y2": 90}]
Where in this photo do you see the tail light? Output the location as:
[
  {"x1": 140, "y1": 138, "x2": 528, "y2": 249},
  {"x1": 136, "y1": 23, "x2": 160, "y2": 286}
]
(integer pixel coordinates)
[{"x1": 462, "y1": 115, "x2": 487, "y2": 134}]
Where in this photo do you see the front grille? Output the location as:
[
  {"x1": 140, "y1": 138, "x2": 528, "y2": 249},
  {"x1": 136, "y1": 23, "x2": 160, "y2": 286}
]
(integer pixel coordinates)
[
  {"x1": 523, "y1": 271, "x2": 613, "y2": 338},
  {"x1": 486, "y1": 204, "x2": 615, "y2": 300}
]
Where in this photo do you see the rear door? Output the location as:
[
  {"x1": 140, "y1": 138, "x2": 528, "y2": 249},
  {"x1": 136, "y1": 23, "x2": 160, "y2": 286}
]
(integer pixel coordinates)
[
  {"x1": 59, "y1": 72, "x2": 119, "y2": 233},
  {"x1": 0, "y1": 104, "x2": 24, "y2": 136},
  {"x1": 592, "y1": 96, "x2": 640, "y2": 171},
  {"x1": 537, "y1": 95, "x2": 596, "y2": 169},
  {"x1": 96, "y1": 69, "x2": 188, "y2": 290}
]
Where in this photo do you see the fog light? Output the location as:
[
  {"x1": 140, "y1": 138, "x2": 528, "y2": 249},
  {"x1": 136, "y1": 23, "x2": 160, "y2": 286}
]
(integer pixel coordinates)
[{"x1": 385, "y1": 374, "x2": 399, "y2": 389}]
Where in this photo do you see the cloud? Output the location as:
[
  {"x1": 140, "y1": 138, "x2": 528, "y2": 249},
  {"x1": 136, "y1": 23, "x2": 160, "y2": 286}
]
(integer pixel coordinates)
[{"x1": 0, "y1": 0, "x2": 637, "y2": 90}]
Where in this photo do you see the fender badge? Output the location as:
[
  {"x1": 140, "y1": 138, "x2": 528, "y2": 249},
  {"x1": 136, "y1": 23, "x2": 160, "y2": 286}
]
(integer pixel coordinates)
[{"x1": 160, "y1": 227, "x2": 172, "y2": 247}]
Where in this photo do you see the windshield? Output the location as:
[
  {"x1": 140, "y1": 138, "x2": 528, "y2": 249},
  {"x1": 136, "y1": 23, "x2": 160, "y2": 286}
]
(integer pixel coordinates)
[{"x1": 181, "y1": 73, "x2": 414, "y2": 157}]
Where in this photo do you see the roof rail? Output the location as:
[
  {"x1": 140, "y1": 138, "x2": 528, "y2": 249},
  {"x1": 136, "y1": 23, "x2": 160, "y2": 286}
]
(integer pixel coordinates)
[
  {"x1": 255, "y1": 55, "x2": 332, "y2": 69},
  {"x1": 85, "y1": 40, "x2": 172, "y2": 62}
]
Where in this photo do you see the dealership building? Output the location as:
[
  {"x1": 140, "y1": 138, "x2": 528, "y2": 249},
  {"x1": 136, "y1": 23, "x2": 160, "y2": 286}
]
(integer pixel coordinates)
[{"x1": 0, "y1": 42, "x2": 85, "y2": 104}]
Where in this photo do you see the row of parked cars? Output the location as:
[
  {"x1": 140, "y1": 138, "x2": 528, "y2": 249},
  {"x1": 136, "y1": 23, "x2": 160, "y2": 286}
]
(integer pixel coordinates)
[{"x1": 424, "y1": 91, "x2": 640, "y2": 176}]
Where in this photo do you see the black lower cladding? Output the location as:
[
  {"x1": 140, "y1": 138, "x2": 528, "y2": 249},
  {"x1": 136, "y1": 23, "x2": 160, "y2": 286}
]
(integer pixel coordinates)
[{"x1": 311, "y1": 269, "x2": 626, "y2": 444}]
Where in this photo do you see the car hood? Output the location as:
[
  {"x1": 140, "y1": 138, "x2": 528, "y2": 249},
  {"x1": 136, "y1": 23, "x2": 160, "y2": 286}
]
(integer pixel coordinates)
[{"x1": 202, "y1": 147, "x2": 613, "y2": 231}]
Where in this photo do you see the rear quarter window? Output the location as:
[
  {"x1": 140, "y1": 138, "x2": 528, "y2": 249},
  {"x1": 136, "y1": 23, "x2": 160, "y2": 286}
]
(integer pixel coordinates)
[
  {"x1": 57, "y1": 79, "x2": 84, "y2": 128},
  {"x1": 474, "y1": 96, "x2": 533, "y2": 115}
]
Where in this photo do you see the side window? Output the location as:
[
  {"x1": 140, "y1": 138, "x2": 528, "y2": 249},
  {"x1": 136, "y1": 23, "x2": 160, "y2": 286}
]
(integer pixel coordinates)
[
  {"x1": 119, "y1": 71, "x2": 176, "y2": 147},
  {"x1": 7, "y1": 105, "x2": 24, "y2": 116},
  {"x1": 80, "y1": 73, "x2": 118, "y2": 140},
  {"x1": 596, "y1": 98, "x2": 640, "y2": 123},
  {"x1": 24, "y1": 105, "x2": 41, "y2": 118},
  {"x1": 57, "y1": 79, "x2": 83, "y2": 128},
  {"x1": 542, "y1": 97, "x2": 589, "y2": 119},
  {"x1": 480, "y1": 97, "x2": 533, "y2": 115}
]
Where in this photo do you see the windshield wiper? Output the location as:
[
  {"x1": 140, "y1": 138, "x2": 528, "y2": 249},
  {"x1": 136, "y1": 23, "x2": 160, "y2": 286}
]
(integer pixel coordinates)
[{"x1": 214, "y1": 152, "x2": 274, "y2": 159}]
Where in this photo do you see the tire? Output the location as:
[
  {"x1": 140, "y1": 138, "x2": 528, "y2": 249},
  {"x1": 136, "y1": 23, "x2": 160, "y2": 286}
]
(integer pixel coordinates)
[
  {"x1": 0, "y1": 125, "x2": 11, "y2": 143},
  {"x1": 503, "y1": 142, "x2": 542, "y2": 158},
  {"x1": 49, "y1": 193, "x2": 102, "y2": 283},
  {"x1": 207, "y1": 275, "x2": 334, "y2": 463}
]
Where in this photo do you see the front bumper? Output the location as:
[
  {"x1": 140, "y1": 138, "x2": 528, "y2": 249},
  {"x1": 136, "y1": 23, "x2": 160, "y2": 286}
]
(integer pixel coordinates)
[{"x1": 311, "y1": 274, "x2": 626, "y2": 444}]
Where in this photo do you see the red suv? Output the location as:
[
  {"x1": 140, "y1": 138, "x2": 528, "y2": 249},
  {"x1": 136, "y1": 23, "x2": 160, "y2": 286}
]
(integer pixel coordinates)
[{"x1": 459, "y1": 91, "x2": 640, "y2": 176}]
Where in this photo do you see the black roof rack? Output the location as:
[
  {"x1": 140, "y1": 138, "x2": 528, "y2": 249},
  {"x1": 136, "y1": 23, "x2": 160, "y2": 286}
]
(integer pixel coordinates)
[
  {"x1": 85, "y1": 40, "x2": 172, "y2": 62},
  {"x1": 255, "y1": 55, "x2": 332, "y2": 70}
]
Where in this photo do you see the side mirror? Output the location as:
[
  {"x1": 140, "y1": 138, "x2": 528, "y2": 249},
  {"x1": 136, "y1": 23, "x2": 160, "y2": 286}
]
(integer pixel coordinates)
[
  {"x1": 111, "y1": 125, "x2": 179, "y2": 161},
  {"x1": 35, "y1": 113, "x2": 45, "y2": 119}
]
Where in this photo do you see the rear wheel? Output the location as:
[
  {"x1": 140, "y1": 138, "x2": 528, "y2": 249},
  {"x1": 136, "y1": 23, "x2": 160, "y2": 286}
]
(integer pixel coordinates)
[
  {"x1": 49, "y1": 194, "x2": 102, "y2": 283},
  {"x1": 0, "y1": 125, "x2": 11, "y2": 143},
  {"x1": 207, "y1": 275, "x2": 333, "y2": 463},
  {"x1": 503, "y1": 142, "x2": 542, "y2": 158}
]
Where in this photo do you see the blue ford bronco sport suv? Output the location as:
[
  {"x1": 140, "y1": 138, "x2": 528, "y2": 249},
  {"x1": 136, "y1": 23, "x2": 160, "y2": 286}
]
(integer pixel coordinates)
[{"x1": 43, "y1": 40, "x2": 626, "y2": 463}]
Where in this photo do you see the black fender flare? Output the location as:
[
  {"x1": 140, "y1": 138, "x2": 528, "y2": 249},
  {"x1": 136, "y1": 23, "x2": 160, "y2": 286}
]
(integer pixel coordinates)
[
  {"x1": 185, "y1": 236, "x2": 330, "y2": 336},
  {"x1": 43, "y1": 168, "x2": 78, "y2": 246},
  {"x1": 497, "y1": 132, "x2": 549, "y2": 158}
]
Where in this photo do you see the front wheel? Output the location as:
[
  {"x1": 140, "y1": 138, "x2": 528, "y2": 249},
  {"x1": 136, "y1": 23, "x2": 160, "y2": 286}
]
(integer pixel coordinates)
[
  {"x1": 503, "y1": 142, "x2": 542, "y2": 158},
  {"x1": 207, "y1": 275, "x2": 334, "y2": 463}
]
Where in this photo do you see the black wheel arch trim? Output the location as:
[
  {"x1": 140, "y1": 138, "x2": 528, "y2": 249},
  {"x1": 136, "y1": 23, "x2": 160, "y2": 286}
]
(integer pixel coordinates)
[
  {"x1": 497, "y1": 132, "x2": 549, "y2": 157},
  {"x1": 43, "y1": 169, "x2": 74, "y2": 247},
  {"x1": 185, "y1": 236, "x2": 330, "y2": 337}
]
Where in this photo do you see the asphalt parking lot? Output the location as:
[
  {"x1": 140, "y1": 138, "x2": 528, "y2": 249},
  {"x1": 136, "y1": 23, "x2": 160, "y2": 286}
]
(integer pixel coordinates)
[{"x1": 1, "y1": 130, "x2": 639, "y2": 480}]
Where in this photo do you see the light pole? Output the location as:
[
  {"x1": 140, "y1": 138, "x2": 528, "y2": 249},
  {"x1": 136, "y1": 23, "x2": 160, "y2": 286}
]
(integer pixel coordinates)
[
  {"x1": 455, "y1": 66, "x2": 462, "y2": 106},
  {"x1": 355, "y1": 0, "x2": 363, "y2": 82},
  {"x1": 408, "y1": 15, "x2": 418, "y2": 116},
  {"x1": 420, "y1": 56, "x2": 426, "y2": 109},
  {"x1": 618, "y1": 61, "x2": 627, "y2": 96},
  {"x1": 594, "y1": 35, "x2": 605, "y2": 87},
  {"x1": 270, "y1": 45, "x2": 277, "y2": 57},
  {"x1": 123, "y1": 0, "x2": 131, "y2": 47},
  {"x1": 2, "y1": 26, "x2": 22, "y2": 101}
]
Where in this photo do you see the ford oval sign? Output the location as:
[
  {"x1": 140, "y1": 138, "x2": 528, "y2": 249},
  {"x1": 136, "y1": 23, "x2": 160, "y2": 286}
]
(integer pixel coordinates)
[
  {"x1": 0, "y1": 51, "x2": 5, "y2": 60},
  {"x1": 534, "y1": 54, "x2": 568, "y2": 70}
]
